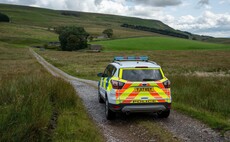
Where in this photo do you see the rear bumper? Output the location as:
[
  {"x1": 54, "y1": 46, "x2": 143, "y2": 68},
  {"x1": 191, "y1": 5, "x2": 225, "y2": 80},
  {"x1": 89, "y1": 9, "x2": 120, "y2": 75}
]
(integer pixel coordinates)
[{"x1": 109, "y1": 103, "x2": 171, "y2": 113}]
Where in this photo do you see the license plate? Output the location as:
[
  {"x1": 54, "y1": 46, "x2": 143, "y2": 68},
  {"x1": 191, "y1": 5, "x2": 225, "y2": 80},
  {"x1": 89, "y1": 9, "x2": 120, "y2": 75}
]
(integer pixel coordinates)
[
  {"x1": 132, "y1": 100, "x2": 157, "y2": 103},
  {"x1": 135, "y1": 88, "x2": 153, "y2": 92}
]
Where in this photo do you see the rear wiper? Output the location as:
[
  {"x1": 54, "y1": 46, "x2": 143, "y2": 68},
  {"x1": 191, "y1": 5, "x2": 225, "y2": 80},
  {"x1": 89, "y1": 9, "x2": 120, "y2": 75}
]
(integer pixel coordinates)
[{"x1": 143, "y1": 79, "x2": 158, "y2": 81}]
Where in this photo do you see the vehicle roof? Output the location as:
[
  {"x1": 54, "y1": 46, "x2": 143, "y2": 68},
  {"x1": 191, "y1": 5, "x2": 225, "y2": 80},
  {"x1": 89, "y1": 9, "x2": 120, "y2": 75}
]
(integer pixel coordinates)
[{"x1": 110, "y1": 61, "x2": 161, "y2": 68}]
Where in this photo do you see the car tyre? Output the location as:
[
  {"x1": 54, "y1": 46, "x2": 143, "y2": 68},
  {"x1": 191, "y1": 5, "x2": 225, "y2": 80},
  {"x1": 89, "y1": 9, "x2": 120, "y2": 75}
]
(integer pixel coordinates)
[
  {"x1": 98, "y1": 90, "x2": 104, "y2": 103},
  {"x1": 157, "y1": 109, "x2": 170, "y2": 118},
  {"x1": 105, "y1": 97, "x2": 116, "y2": 120}
]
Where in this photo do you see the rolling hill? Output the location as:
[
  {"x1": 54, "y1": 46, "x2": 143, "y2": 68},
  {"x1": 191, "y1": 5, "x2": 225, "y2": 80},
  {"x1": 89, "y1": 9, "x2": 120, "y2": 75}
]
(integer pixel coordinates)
[
  {"x1": 0, "y1": 3, "x2": 172, "y2": 38},
  {"x1": 0, "y1": 3, "x2": 229, "y2": 48}
]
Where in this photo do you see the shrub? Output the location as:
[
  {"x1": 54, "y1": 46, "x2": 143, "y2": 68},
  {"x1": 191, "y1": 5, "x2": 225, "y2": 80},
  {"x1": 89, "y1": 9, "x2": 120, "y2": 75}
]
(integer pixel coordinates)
[
  {"x1": 0, "y1": 13, "x2": 10, "y2": 22},
  {"x1": 102, "y1": 28, "x2": 113, "y2": 38}
]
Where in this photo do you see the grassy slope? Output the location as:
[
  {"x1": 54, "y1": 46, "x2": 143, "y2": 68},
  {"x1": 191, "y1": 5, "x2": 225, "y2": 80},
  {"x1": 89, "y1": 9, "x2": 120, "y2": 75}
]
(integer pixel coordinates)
[
  {"x1": 0, "y1": 4, "x2": 172, "y2": 30},
  {"x1": 0, "y1": 4, "x2": 168, "y2": 38},
  {"x1": 93, "y1": 37, "x2": 230, "y2": 50},
  {"x1": 1, "y1": 3, "x2": 230, "y2": 44},
  {"x1": 205, "y1": 37, "x2": 230, "y2": 44},
  {"x1": 0, "y1": 23, "x2": 57, "y2": 46},
  {"x1": 0, "y1": 4, "x2": 105, "y2": 140},
  {"x1": 0, "y1": 45, "x2": 103, "y2": 141}
]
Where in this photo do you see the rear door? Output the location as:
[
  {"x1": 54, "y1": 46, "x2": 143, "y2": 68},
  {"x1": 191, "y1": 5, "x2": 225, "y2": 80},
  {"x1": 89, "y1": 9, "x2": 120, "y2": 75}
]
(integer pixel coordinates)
[
  {"x1": 117, "y1": 68, "x2": 171, "y2": 104},
  {"x1": 100, "y1": 65, "x2": 116, "y2": 98}
]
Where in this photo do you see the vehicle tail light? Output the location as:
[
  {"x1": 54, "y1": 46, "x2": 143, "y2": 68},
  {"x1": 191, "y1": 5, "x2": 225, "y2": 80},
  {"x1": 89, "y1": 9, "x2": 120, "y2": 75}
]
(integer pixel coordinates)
[
  {"x1": 168, "y1": 103, "x2": 171, "y2": 109},
  {"x1": 112, "y1": 105, "x2": 121, "y2": 109},
  {"x1": 163, "y1": 80, "x2": 170, "y2": 88},
  {"x1": 111, "y1": 80, "x2": 125, "y2": 89}
]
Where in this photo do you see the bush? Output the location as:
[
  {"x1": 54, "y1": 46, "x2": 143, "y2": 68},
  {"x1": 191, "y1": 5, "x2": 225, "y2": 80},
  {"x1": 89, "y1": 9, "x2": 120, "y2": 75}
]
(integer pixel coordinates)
[
  {"x1": 103, "y1": 28, "x2": 113, "y2": 38},
  {"x1": 0, "y1": 13, "x2": 10, "y2": 22},
  {"x1": 57, "y1": 26, "x2": 89, "y2": 51}
]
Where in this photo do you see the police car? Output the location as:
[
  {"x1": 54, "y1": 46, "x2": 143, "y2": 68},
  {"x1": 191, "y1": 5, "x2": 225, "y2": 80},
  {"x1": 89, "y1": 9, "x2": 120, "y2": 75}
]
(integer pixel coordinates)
[{"x1": 97, "y1": 56, "x2": 171, "y2": 120}]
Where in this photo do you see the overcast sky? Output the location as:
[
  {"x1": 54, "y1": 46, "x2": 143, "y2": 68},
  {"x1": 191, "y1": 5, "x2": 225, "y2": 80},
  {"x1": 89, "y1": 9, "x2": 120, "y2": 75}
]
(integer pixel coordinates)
[{"x1": 1, "y1": 0, "x2": 230, "y2": 37}]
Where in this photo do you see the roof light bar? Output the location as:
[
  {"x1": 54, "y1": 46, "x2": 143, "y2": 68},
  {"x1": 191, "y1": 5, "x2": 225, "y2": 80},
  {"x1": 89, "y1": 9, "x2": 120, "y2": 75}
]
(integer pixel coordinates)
[{"x1": 114, "y1": 56, "x2": 148, "y2": 61}]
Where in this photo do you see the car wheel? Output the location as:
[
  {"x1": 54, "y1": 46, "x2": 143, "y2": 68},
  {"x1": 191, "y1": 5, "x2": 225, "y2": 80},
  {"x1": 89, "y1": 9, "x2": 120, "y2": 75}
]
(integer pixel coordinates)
[
  {"x1": 98, "y1": 90, "x2": 104, "y2": 103},
  {"x1": 105, "y1": 97, "x2": 115, "y2": 120},
  {"x1": 157, "y1": 109, "x2": 170, "y2": 118}
]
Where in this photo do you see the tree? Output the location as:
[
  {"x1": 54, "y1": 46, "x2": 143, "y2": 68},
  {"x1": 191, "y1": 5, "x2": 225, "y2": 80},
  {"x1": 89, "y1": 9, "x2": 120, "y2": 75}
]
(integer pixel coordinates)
[
  {"x1": 192, "y1": 37, "x2": 197, "y2": 40},
  {"x1": 58, "y1": 26, "x2": 89, "y2": 51},
  {"x1": 88, "y1": 35, "x2": 94, "y2": 41},
  {"x1": 0, "y1": 13, "x2": 10, "y2": 22},
  {"x1": 102, "y1": 29, "x2": 113, "y2": 38}
]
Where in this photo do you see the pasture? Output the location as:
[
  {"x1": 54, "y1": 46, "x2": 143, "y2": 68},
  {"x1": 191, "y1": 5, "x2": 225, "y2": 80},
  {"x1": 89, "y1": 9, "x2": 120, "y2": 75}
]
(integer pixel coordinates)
[{"x1": 93, "y1": 37, "x2": 230, "y2": 50}]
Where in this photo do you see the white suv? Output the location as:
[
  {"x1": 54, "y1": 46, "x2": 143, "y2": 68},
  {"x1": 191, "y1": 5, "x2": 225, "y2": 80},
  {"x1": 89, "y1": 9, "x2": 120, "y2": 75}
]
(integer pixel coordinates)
[{"x1": 97, "y1": 56, "x2": 171, "y2": 120}]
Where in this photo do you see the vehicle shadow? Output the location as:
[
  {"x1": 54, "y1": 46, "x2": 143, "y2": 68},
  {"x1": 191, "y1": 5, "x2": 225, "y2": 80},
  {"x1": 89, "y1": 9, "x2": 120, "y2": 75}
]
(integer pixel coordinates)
[{"x1": 109, "y1": 112, "x2": 170, "y2": 123}]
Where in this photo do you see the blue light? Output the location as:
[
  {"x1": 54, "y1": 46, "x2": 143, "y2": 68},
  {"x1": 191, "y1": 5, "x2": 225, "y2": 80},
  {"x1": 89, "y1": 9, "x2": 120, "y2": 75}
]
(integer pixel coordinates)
[{"x1": 114, "y1": 56, "x2": 148, "y2": 61}]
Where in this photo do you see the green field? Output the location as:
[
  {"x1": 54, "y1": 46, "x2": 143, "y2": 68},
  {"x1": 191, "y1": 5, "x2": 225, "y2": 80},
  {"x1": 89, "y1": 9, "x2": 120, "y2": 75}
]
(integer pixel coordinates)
[{"x1": 93, "y1": 37, "x2": 230, "y2": 50}]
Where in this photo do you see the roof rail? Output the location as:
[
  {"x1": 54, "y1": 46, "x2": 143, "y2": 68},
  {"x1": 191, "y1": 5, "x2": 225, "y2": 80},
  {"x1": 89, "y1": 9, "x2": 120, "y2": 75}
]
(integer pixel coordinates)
[
  {"x1": 114, "y1": 56, "x2": 148, "y2": 61},
  {"x1": 113, "y1": 61, "x2": 123, "y2": 66},
  {"x1": 148, "y1": 60, "x2": 158, "y2": 65}
]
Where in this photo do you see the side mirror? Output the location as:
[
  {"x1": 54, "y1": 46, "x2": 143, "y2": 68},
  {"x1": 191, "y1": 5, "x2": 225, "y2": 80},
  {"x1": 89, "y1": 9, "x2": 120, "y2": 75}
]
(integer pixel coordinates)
[{"x1": 97, "y1": 73, "x2": 103, "y2": 77}]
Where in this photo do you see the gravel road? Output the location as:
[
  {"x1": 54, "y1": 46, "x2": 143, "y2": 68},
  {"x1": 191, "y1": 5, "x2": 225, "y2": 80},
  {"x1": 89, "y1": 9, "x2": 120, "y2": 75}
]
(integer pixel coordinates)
[{"x1": 30, "y1": 49, "x2": 228, "y2": 142}]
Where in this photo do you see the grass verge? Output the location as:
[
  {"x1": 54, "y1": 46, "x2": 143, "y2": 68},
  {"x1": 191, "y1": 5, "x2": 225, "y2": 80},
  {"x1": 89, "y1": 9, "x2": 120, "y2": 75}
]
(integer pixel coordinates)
[
  {"x1": 171, "y1": 75, "x2": 230, "y2": 132},
  {"x1": 0, "y1": 46, "x2": 103, "y2": 141}
]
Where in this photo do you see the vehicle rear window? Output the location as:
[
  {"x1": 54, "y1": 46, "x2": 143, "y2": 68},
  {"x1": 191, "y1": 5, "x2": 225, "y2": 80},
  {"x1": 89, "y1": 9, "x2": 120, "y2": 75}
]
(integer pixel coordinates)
[{"x1": 122, "y1": 69, "x2": 163, "y2": 81}]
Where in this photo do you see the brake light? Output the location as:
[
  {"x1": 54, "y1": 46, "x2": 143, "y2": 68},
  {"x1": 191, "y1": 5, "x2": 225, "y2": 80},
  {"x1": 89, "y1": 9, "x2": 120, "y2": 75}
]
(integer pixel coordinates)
[
  {"x1": 111, "y1": 80, "x2": 125, "y2": 89},
  {"x1": 163, "y1": 80, "x2": 170, "y2": 88},
  {"x1": 168, "y1": 103, "x2": 171, "y2": 109}
]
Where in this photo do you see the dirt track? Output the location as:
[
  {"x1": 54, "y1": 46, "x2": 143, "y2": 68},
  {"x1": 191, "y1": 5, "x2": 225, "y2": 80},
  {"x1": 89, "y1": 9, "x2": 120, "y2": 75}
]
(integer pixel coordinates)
[{"x1": 30, "y1": 48, "x2": 227, "y2": 142}]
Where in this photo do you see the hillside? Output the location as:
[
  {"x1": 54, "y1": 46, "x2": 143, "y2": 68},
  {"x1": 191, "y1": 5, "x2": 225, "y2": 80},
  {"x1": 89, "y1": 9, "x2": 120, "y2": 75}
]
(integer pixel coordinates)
[
  {"x1": 0, "y1": 3, "x2": 172, "y2": 38},
  {"x1": 0, "y1": 3, "x2": 229, "y2": 46},
  {"x1": 0, "y1": 4, "x2": 170, "y2": 28}
]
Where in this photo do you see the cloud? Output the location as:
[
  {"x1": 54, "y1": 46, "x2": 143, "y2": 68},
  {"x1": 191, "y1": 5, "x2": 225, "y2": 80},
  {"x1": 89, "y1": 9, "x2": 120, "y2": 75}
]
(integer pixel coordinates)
[
  {"x1": 196, "y1": 0, "x2": 212, "y2": 9},
  {"x1": 96, "y1": 0, "x2": 128, "y2": 15},
  {"x1": 198, "y1": 0, "x2": 209, "y2": 6},
  {"x1": 1, "y1": 0, "x2": 36, "y2": 5},
  {"x1": 219, "y1": 0, "x2": 230, "y2": 4},
  {"x1": 167, "y1": 11, "x2": 230, "y2": 37},
  {"x1": 94, "y1": 0, "x2": 102, "y2": 5},
  {"x1": 128, "y1": 0, "x2": 182, "y2": 7}
]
